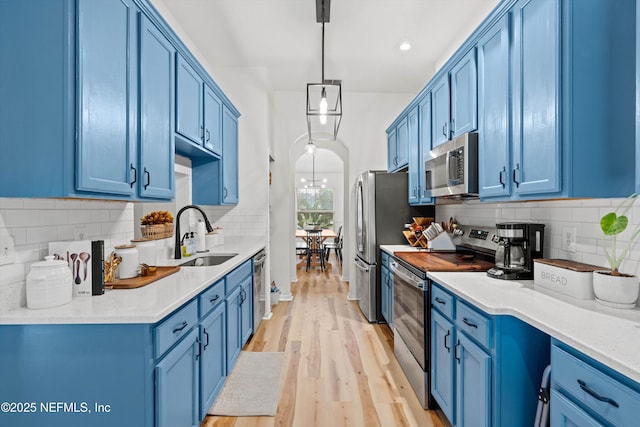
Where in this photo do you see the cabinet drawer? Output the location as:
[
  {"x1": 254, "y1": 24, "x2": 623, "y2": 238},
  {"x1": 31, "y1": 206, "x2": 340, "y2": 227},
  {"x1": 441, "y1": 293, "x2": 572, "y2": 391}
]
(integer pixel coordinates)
[
  {"x1": 551, "y1": 345, "x2": 640, "y2": 426},
  {"x1": 431, "y1": 284, "x2": 454, "y2": 320},
  {"x1": 226, "y1": 260, "x2": 252, "y2": 290},
  {"x1": 455, "y1": 301, "x2": 491, "y2": 350},
  {"x1": 154, "y1": 300, "x2": 198, "y2": 359},
  {"x1": 199, "y1": 279, "x2": 225, "y2": 317}
]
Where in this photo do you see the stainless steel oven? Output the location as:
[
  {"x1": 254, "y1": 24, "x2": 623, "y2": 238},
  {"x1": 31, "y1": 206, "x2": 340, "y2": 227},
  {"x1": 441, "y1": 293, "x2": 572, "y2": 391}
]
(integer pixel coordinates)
[{"x1": 390, "y1": 256, "x2": 433, "y2": 409}]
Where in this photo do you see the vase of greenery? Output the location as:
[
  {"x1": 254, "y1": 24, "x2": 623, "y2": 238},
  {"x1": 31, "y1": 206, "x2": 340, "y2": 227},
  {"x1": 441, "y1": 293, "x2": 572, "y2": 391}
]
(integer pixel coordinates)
[{"x1": 593, "y1": 194, "x2": 640, "y2": 309}]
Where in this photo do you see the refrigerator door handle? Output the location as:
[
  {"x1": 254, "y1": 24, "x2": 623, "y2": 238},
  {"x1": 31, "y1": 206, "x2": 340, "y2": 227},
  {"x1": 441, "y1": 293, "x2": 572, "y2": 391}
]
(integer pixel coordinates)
[{"x1": 354, "y1": 258, "x2": 370, "y2": 272}]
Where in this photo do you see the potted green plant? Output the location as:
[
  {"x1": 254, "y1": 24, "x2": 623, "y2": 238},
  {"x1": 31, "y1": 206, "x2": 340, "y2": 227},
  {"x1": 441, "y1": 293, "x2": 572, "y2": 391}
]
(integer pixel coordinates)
[{"x1": 594, "y1": 194, "x2": 640, "y2": 308}]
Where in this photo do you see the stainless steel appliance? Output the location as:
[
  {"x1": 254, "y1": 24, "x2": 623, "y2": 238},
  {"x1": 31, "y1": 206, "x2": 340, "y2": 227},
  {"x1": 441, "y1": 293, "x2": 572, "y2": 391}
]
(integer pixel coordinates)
[
  {"x1": 390, "y1": 224, "x2": 498, "y2": 409},
  {"x1": 487, "y1": 223, "x2": 545, "y2": 280},
  {"x1": 424, "y1": 132, "x2": 478, "y2": 198},
  {"x1": 253, "y1": 249, "x2": 266, "y2": 330},
  {"x1": 354, "y1": 171, "x2": 434, "y2": 322}
]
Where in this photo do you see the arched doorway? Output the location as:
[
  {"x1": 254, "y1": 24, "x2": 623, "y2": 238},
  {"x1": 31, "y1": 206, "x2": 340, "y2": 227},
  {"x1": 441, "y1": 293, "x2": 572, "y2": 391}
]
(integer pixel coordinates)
[{"x1": 288, "y1": 135, "x2": 350, "y2": 289}]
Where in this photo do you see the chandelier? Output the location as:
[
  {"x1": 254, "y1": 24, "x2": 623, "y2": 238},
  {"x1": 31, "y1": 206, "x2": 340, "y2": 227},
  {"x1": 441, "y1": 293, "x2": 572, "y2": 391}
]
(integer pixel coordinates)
[
  {"x1": 306, "y1": 0, "x2": 342, "y2": 141},
  {"x1": 300, "y1": 149, "x2": 327, "y2": 189}
]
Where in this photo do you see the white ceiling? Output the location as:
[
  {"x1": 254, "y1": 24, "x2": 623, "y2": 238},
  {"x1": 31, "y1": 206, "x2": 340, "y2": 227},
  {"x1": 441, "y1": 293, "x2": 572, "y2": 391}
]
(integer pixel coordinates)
[{"x1": 153, "y1": 0, "x2": 500, "y2": 94}]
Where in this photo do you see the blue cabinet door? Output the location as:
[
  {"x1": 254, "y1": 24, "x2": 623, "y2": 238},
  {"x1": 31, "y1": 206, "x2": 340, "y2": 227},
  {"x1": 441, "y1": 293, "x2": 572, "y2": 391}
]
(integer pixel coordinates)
[
  {"x1": 407, "y1": 107, "x2": 420, "y2": 204},
  {"x1": 139, "y1": 15, "x2": 175, "y2": 200},
  {"x1": 76, "y1": 0, "x2": 136, "y2": 196},
  {"x1": 222, "y1": 106, "x2": 239, "y2": 204},
  {"x1": 431, "y1": 74, "x2": 451, "y2": 148},
  {"x1": 204, "y1": 85, "x2": 222, "y2": 155},
  {"x1": 432, "y1": 310, "x2": 455, "y2": 424},
  {"x1": 396, "y1": 116, "x2": 409, "y2": 169},
  {"x1": 456, "y1": 333, "x2": 491, "y2": 427},
  {"x1": 240, "y1": 276, "x2": 254, "y2": 346},
  {"x1": 387, "y1": 128, "x2": 398, "y2": 171},
  {"x1": 550, "y1": 390, "x2": 603, "y2": 427},
  {"x1": 225, "y1": 286, "x2": 242, "y2": 373},
  {"x1": 199, "y1": 303, "x2": 226, "y2": 420},
  {"x1": 176, "y1": 55, "x2": 204, "y2": 145},
  {"x1": 381, "y1": 265, "x2": 390, "y2": 323},
  {"x1": 478, "y1": 15, "x2": 511, "y2": 198},
  {"x1": 450, "y1": 48, "x2": 478, "y2": 138},
  {"x1": 155, "y1": 328, "x2": 199, "y2": 427},
  {"x1": 512, "y1": 0, "x2": 561, "y2": 196},
  {"x1": 418, "y1": 94, "x2": 434, "y2": 204}
]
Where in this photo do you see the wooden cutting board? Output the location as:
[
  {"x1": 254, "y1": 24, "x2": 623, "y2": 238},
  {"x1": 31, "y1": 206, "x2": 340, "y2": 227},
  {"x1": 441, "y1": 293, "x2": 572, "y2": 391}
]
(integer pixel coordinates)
[
  {"x1": 534, "y1": 258, "x2": 603, "y2": 272},
  {"x1": 107, "y1": 266, "x2": 181, "y2": 289},
  {"x1": 394, "y1": 252, "x2": 495, "y2": 272}
]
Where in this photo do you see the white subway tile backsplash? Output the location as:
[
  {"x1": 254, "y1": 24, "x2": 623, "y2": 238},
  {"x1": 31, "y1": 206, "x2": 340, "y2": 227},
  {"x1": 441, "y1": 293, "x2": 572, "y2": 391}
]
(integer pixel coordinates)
[{"x1": 5, "y1": 210, "x2": 41, "y2": 227}]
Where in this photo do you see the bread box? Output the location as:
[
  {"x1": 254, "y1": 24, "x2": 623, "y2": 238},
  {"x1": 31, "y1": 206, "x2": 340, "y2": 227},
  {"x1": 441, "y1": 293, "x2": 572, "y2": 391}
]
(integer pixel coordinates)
[{"x1": 533, "y1": 259, "x2": 604, "y2": 299}]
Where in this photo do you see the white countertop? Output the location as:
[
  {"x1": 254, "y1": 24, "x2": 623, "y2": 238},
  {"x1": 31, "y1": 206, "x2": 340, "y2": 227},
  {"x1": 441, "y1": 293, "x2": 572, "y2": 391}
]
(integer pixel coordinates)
[
  {"x1": 380, "y1": 244, "x2": 427, "y2": 254},
  {"x1": 428, "y1": 271, "x2": 640, "y2": 384},
  {"x1": 0, "y1": 241, "x2": 265, "y2": 325}
]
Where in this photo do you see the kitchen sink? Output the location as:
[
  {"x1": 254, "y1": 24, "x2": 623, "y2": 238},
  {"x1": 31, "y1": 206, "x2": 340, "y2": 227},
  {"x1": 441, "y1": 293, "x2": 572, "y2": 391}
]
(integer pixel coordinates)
[{"x1": 179, "y1": 254, "x2": 238, "y2": 267}]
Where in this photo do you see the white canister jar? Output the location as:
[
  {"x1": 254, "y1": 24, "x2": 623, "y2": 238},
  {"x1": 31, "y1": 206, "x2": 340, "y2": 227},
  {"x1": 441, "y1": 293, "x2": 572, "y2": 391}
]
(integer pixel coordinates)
[
  {"x1": 115, "y1": 244, "x2": 139, "y2": 279},
  {"x1": 131, "y1": 239, "x2": 157, "y2": 267},
  {"x1": 27, "y1": 256, "x2": 73, "y2": 309}
]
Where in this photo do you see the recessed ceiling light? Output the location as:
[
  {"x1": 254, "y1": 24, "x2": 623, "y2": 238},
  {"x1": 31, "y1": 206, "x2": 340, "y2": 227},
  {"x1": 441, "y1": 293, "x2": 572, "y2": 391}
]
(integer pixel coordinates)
[{"x1": 399, "y1": 41, "x2": 412, "y2": 51}]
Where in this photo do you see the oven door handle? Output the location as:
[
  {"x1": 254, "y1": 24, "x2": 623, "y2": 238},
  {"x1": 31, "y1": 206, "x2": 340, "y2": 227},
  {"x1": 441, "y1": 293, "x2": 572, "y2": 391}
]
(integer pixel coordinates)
[
  {"x1": 354, "y1": 258, "x2": 370, "y2": 272},
  {"x1": 390, "y1": 261, "x2": 427, "y2": 290}
]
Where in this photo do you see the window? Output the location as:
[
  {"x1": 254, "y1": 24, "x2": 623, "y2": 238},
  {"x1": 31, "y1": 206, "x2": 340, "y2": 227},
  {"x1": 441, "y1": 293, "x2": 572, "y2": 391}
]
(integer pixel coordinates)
[{"x1": 296, "y1": 188, "x2": 334, "y2": 229}]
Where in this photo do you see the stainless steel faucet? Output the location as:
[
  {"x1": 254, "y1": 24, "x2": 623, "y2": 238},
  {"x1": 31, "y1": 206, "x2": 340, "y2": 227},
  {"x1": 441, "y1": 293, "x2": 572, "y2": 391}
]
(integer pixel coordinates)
[{"x1": 174, "y1": 205, "x2": 214, "y2": 259}]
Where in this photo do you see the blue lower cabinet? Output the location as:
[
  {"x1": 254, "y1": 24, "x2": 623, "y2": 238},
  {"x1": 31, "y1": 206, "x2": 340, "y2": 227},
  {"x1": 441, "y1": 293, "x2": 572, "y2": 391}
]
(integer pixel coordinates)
[
  {"x1": 225, "y1": 285, "x2": 243, "y2": 373},
  {"x1": 550, "y1": 390, "x2": 603, "y2": 427},
  {"x1": 155, "y1": 328, "x2": 200, "y2": 427},
  {"x1": 456, "y1": 332, "x2": 491, "y2": 427},
  {"x1": 430, "y1": 282, "x2": 550, "y2": 427},
  {"x1": 431, "y1": 310, "x2": 455, "y2": 423},
  {"x1": 199, "y1": 303, "x2": 226, "y2": 420},
  {"x1": 550, "y1": 340, "x2": 640, "y2": 427}
]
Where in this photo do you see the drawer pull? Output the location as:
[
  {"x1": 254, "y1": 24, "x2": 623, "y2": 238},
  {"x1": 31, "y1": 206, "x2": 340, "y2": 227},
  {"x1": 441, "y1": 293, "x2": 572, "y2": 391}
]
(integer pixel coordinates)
[
  {"x1": 434, "y1": 297, "x2": 446, "y2": 305},
  {"x1": 209, "y1": 295, "x2": 220, "y2": 304},
  {"x1": 462, "y1": 318, "x2": 478, "y2": 328},
  {"x1": 577, "y1": 379, "x2": 619, "y2": 408},
  {"x1": 172, "y1": 321, "x2": 188, "y2": 334}
]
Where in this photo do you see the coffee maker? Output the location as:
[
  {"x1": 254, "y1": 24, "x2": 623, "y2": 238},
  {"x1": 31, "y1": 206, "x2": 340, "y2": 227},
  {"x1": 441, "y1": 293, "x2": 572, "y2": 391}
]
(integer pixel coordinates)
[{"x1": 487, "y1": 222, "x2": 545, "y2": 280}]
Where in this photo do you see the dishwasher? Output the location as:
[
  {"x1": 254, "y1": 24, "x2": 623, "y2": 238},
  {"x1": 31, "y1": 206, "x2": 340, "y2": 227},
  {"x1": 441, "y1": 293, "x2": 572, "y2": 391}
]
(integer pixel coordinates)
[{"x1": 253, "y1": 249, "x2": 266, "y2": 331}]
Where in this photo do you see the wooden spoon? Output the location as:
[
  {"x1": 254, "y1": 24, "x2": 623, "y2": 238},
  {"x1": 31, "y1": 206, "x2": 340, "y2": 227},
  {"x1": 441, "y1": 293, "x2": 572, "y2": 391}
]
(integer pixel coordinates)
[{"x1": 79, "y1": 252, "x2": 91, "y2": 281}]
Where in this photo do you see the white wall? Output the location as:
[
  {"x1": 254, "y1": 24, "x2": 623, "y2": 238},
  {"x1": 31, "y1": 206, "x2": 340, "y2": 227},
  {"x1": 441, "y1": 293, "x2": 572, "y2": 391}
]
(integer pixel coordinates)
[{"x1": 436, "y1": 198, "x2": 640, "y2": 277}]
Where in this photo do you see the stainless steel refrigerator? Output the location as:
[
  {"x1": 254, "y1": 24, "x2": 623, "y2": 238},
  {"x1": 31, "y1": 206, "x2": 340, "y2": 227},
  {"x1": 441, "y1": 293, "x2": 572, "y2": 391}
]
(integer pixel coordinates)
[{"x1": 354, "y1": 170, "x2": 434, "y2": 322}]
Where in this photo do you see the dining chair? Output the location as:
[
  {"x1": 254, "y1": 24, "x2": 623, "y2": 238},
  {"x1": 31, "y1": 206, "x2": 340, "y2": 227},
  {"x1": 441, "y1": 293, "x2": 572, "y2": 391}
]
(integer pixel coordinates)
[
  {"x1": 323, "y1": 225, "x2": 343, "y2": 265},
  {"x1": 305, "y1": 229, "x2": 325, "y2": 271}
]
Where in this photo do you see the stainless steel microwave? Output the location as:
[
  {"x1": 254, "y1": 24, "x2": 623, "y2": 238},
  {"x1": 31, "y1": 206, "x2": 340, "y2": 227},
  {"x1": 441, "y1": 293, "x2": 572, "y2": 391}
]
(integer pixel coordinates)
[{"x1": 424, "y1": 132, "x2": 478, "y2": 198}]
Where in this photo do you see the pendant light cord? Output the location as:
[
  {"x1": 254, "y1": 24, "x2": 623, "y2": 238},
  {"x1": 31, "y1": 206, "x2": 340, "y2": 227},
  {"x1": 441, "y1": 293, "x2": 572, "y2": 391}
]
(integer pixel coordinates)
[{"x1": 321, "y1": 0, "x2": 325, "y2": 86}]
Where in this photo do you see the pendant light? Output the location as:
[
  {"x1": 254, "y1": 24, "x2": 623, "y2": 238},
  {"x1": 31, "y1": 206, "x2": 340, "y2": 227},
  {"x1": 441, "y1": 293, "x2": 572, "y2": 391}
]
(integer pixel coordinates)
[
  {"x1": 300, "y1": 150, "x2": 327, "y2": 189},
  {"x1": 306, "y1": 0, "x2": 342, "y2": 141}
]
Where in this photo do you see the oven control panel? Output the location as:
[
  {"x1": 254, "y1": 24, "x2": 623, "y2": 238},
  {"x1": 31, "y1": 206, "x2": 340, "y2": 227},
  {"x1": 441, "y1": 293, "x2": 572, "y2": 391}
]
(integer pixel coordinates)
[{"x1": 453, "y1": 224, "x2": 499, "y2": 254}]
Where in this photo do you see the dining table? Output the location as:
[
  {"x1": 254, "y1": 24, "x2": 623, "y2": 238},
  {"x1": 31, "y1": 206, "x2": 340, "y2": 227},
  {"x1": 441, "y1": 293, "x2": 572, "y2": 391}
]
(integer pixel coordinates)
[{"x1": 295, "y1": 228, "x2": 338, "y2": 270}]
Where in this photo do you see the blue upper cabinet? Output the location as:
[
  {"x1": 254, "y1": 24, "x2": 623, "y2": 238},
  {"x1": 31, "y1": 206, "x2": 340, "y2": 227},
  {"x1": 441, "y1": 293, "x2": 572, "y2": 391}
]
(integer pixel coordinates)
[
  {"x1": 407, "y1": 107, "x2": 420, "y2": 204},
  {"x1": 432, "y1": 48, "x2": 477, "y2": 149},
  {"x1": 176, "y1": 55, "x2": 204, "y2": 148},
  {"x1": 450, "y1": 48, "x2": 478, "y2": 139},
  {"x1": 139, "y1": 15, "x2": 175, "y2": 199},
  {"x1": 204, "y1": 86, "x2": 223, "y2": 155},
  {"x1": 431, "y1": 74, "x2": 451, "y2": 148},
  {"x1": 418, "y1": 94, "x2": 434, "y2": 205},
  {"x1": 387, "y1": 115, "x2": 409, "y2": 172},
  {"x1": 222, "y1": 106, "x2": 239, "y2": 205},
  {"x1": 478, "y1": 14, "x2": 511, "y2": 198},
  {"x1": 0, "y1": 0, "x2": 179, "y2": 201},
  {"x1": 510, "y1": 0, "x2": 560, "y2": 197},
  {"x1": 176, "y1": 55, "x2": 224, "y2": 157},
  {"x1": 76, "y1": 0, "x2": 136, "y2": 196}
]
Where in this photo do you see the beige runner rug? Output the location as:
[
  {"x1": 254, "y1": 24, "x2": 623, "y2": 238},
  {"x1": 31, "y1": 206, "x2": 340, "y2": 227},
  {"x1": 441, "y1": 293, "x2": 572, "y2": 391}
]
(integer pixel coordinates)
[{"x1": 209, "y1": 351, "x2": 285, "y2": 417}]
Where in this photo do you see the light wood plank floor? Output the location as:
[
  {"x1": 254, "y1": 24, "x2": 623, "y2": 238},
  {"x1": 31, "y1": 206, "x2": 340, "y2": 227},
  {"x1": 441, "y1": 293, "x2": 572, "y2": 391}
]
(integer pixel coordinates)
[{"x1": 201, "y1": 256, "x2": 444, "y2": 427}]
